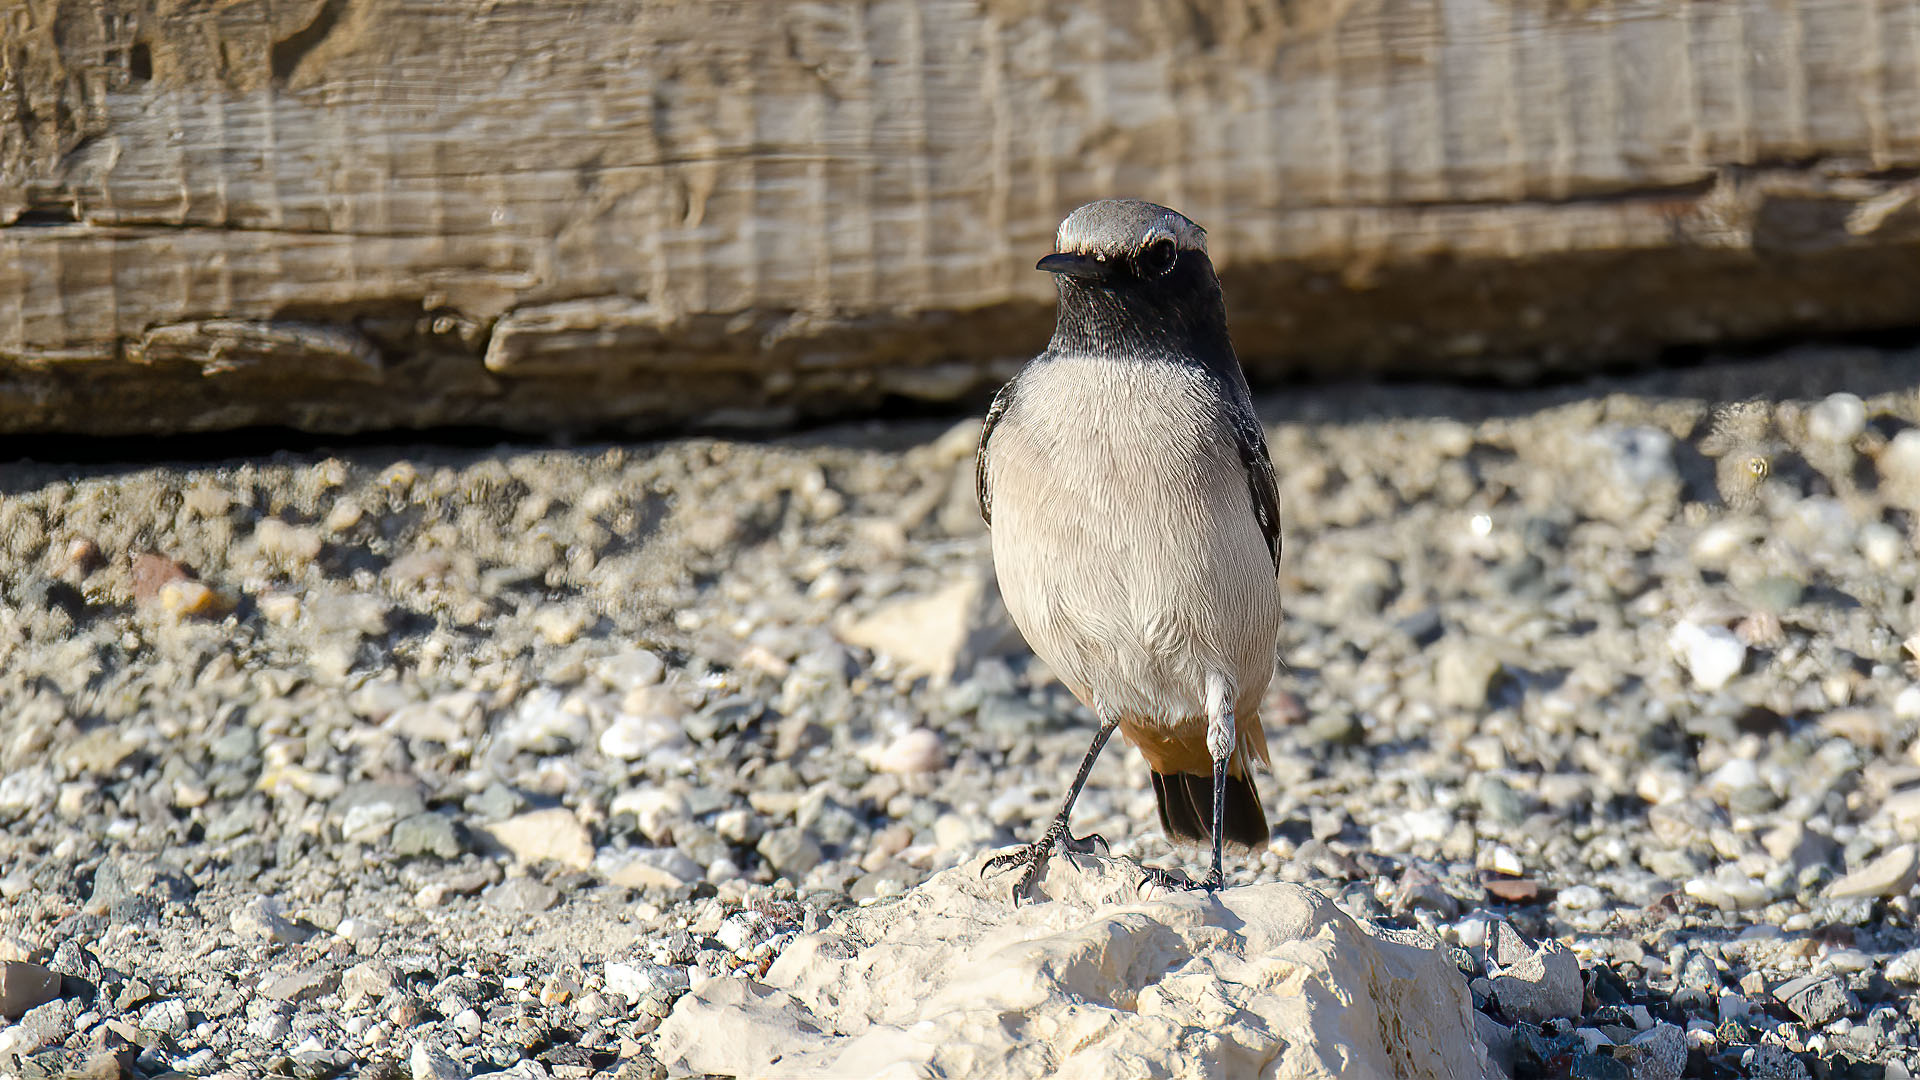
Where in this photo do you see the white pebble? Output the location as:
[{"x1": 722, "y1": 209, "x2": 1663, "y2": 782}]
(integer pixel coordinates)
[
  {"x1": 1488, "y1": 845, "x2": 1524, "y2": 877},
  {"x1": 1669, "y1": 621, "x2": 1746, "y2": 690},
  {"x1": 1557, "y1": 884, "x2": 1605, "y2": 911},
  {"x1": 1807, "y1": 392, "x2": 1867, "y2": 443},
  {"x1": 875, "y1": 728, "x2": 947, "y2": 775},
  {"x1": 1860, "y1": 522, "x2": 1906, "y2": 571},
  {"x1": 1895, "y1": 685, "x2": 1920, "y2": 722}
]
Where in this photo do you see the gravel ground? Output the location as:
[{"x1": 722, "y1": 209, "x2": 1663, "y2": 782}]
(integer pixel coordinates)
[{"x1": 4, "y1": 345, "x2": 1920, "y2": 1079}]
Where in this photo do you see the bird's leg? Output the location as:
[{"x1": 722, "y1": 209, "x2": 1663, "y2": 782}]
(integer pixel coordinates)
[
  {"x1": 1197, "y1": 688, "x2": 1234, "y2": 892},
  {"x1": 1134, "y1": 680, "x2": 1234, "y2": 896},
  {"x1": 982, "y1": 716, "x2": 1119, "y2": 902}
]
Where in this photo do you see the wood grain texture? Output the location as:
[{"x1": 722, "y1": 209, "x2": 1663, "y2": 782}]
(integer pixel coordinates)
[{"x1": 4, "y1": 0, "x2": 1920, "y2": 434}]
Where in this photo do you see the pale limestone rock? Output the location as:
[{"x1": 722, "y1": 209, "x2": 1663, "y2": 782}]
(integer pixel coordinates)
[
  {"x1": 656, "y1": 852, "x2": 1494, "y2": 1079},
  {"x1": 833, "y1": 565, "x2": 1021, "y2": 684},
  {"x1": 477, "y1": 808, "x2": 594, "y2": 871},
  {"x1": 1825, "y1": 843, "x2": 1919, "y2": 899}
]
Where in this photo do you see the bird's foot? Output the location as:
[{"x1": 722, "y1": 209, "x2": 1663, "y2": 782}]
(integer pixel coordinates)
[
  {"x1": 1135, "y1": 863, "x2": 1226, "y2": 895},
  {"x1": 981, "y1": 821, "x2": 1108, "y2": 903}
]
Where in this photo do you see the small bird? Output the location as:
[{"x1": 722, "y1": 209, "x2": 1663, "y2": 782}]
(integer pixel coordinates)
[{"x1": 976, "y1": 199, "x2": 1282, "y2": 900}]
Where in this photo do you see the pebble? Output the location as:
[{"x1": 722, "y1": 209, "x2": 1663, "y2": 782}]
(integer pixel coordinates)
[
  {"x1": 604, "y1": 962, "x2": 690, "y2": 1006},
  {"x1": 1669, "y1": 621, "x2": 1746, "y2": 690},
  {"x1": 255, "y1": 519, "x2": 324, "y2": 564},
  {"x1": 1888, "y1": 948, "x2": 1920, "y2": 984},
  {"x1": 1807, "y1": 392, "x2": 1867, "y2": 444},
  {"x1": 592, "y1": 649, "x2": 667, "y2": 692},
  {"x1": 1624, "y1": 1022, "x2": 1685, "y2": 1080},
  {"x1": 1826, "y1": 843, "x2": 1919, "y2": 899},
  {"x1": 1491, "y1": 937, "x2": 1584, "y2": 1024},
  {"x1": 1773, "y1": 974, "x2": 1859, "y2": 1026},
  {"x1": 391, "y1": 812, "x2": 466, "y2": 859},
  {"x1": 874, "y1": 728, "x2": 947, "y2": 775},
  {"x1": 598, "y1": 848, "x2": 703, "y2": 891},
  {"x1": 758, "y1": 827, "x2": 825, "y2": 879},
  {"x1": 410, "y1": 1039, "x2": 467, "y2": 1080},
  {"x1": 229, "y1": 897, "x2": 320, "y2": 944},
  {"x1": 485, "y1": 877, "x2": 559, "y2": 914},
  {"x1": 0, "y1": 961, "x2": 61, "y2": 1020},
  {"x1": 479, "y1": 808, "x2": 594, "y2": 871},
  {"x1": 1434, "y1": 644, "x2": 1502, "y2": 710}
]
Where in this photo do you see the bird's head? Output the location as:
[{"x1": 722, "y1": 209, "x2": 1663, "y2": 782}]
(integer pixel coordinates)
[{"x1": 1038, "y1": 199, "x2": 1231, "y2": 363}]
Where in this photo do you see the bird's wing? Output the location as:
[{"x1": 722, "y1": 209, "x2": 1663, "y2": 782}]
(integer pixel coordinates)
[
  {"x1": 976, "y1": 375, "x2": 1020, "y2": 528},
  {"x1": 1231, "y1": 409, "x2": 1282, "y2": 570}
]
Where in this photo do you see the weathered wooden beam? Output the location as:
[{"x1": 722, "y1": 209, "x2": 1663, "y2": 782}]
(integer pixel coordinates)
[{"x1": 4, "y1": 0, "x2": 1920, "y2": 435}]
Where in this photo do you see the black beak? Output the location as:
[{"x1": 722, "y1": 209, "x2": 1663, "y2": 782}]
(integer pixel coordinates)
[{"x1": 1036, "y1": 251, "x2": 1114, "y2": 282}]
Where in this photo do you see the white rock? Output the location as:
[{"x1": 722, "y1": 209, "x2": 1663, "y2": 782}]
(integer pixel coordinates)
[
  {"x1": 229, "y1": 897, "x2": 319, "y2": 944},
  {"x1": 1669, "y1": 621, "x2": 1746, "y2": 690},
  {"x1": 600, "y1": 712, "x2": 685, "y2": 761},
  {"x1": 1488, "y1": 845, "x2": 1525, "y2": 877},
  {"x1": 478, "y1": 808, "x2": 594, "y2": 870},
  {"x1": 1881, "y1": 430, "x2": 1920, "y2": 502},
  {"x1": 1860, "y1": 522, "x2": 1906, "y2": 571},
  {"x1": 874, "y1": 728, "x2": 947, "y2": 775},
  {"x1": 718, "y1": 911, "x2": 773, "y2": 953},
  {"x1": 1690, "y1": 521, "x2": 1751, "y2": 564},
  {"x1": 654, "y1": 853, "x2": 1496, "y2": 1079},
  {"x1": 1825, "y1": 844, "x2": 1919, "y2": 899},
  {"x1": 1807, "y1": 393, "x2": 1867, "y2": 444},
  {"x1": 255, "y1": 518, "x2": 324, "y2": 564},
  {"x1": 597, "y1": 847, "x2": 703, "y2": 891},
  {"x1": 1557, "y1": 885, "x2": 1605, "y2": 912},
  {"x1": 1896, "y1": 686, "x2": 1920, "y2": 722},
  {"x1": 1886, "y1": 948, "x2": 1920, "y2": 984},
  {"x1": 606, "y1": 962, "x2": 691, "y2": 1005},
  {"x1": 833, "y1": 566, "x2": 1021, "y2": 684},
  {"x1": 609, "y1": 787, "x2": 689, "y2": 844},
  {"x1": 410, "y1": 1039, "x2": 467, "y2": 1080},
  {"x1": 592, "y1": 649, "x2": 667, "y2": 692},
  {"x1": 1682, "y1": 869, "x2": 1772, "y2": 910},
  {"x1": 497, "y1": 689, "x2": 589, "y2": 754}
]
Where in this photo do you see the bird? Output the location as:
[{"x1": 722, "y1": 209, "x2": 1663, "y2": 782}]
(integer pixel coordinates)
[{"x1": 975, "y1": 199, "x2": 1283, "y2": 900}]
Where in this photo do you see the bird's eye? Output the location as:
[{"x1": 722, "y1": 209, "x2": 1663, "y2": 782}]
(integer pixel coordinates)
[
  {"x1": 1139, "y1": 238, "x2": 1177, "y2": 277},
  {"x1": 1747, "y1": 456, "x2": 1770, "y2": 479}
]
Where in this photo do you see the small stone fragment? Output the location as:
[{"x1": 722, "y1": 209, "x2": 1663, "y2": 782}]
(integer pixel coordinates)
[
  {"x1": 605, "y1": 962, "x2": 689, "y2": 1006},
  {"x1": 230, "y1": 896, "x2": 320, "y2": 944},
  {"x1": 1772, "y1": 974, "x2": 1858, "y2": 1026},
  {"x1": 1824, "y1": 843, "x2": 1918, "y2": 899},
  {"x1": 255, "y1": 518, "x2": 324, "y2": 564},
  {"x1": 1491, "y1": 939, "x2": 1583, "y2": 1024},
  {"x1": 158, "y1": 579, "x2": 232, "y2": 618},
  {"x1": 0, "y1": 961, "x2": 61, "y2": 1019},
  {"x1": 757, "y1": 827, "x2": 825, "y2": 879},
  {"x1": 411, "y1": 1039, "x2": 467, "y2": 1080},
  {"x1": 1669, "y1": 621, "x2": 1745, "y2": 690},
  {"x1": 1625, "y1": 1022, "x2": 1685, "y2": 1080},
  {"x1": 599, "y1": 848, "x2": 703, "y2": 891},
  {"x1": 480, "y1": 808, "x2": 594, "y2": 870},
  {"x1": 874, "y1": 728, "x2": 946, "y2": 775},
  {"x1": 391, "y1": 812, "x2": 466, "y2": 859}
]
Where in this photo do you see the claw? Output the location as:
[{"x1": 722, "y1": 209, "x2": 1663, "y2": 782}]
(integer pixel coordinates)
[
  {"x1": 1061, "y1": 831, "x2": 1108, "y2": 857},
  {"x1": 1135, "y1": 863, "x2": 1226, "y2": 896},
  {"x1": 1135, "y1": 863, "x2": 1193, "y2": 895}
]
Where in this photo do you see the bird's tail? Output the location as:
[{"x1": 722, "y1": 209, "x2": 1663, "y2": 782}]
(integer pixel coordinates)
[{"x1": 1151, "y1": 769, "x2": 1268, "y2": 850}]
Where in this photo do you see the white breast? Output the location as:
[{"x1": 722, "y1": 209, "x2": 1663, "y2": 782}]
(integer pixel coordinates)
[{"x1": 985, "y1": 355, "x2": 1281, "y2": 726}]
